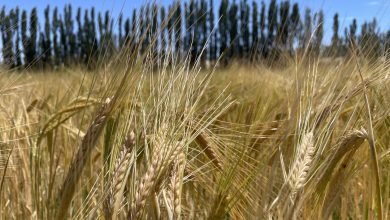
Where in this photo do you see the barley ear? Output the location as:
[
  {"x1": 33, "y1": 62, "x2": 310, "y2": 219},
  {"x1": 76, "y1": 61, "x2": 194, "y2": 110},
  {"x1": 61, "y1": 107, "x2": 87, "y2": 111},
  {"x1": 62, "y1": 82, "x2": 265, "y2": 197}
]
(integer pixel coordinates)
[
  {"x1": 286, "y1": 132, "x2": 315, "y2": 219},
  {"x1": 55, "y1": 98, "x2": 113, "y2": 220},
  {"x1": 195, "y1": 133, "x2": 223, "y2": 170},
  {"x1": 288, "y1": 132, "x2": 315, "y2": 198},
  {"x1": 109, "y1": 131, "x2": 135, "y2": 220},
  {"x1": 171, "y1": 151, "x2": 186, "y2": 220}
]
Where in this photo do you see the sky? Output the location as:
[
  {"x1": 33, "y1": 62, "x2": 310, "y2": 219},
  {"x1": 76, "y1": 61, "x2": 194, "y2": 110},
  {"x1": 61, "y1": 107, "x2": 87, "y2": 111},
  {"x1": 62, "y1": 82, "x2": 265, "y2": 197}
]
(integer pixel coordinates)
[{"x1": 1, "y1": 0, "x2": 390, "y2": 44}]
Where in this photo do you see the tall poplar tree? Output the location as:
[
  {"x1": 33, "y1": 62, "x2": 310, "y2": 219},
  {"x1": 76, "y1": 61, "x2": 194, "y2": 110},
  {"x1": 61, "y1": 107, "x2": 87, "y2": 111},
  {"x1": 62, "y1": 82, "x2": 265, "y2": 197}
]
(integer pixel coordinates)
[
  {"x1": 66, "y1": 5, "x2": 76, "y2": 62},
  {"x1": 152, "y1": 3, "x2": 158, "y2": 54},
  {"x1": 89, "y1": 8, "x2": 98, "y2": 64},
  {"x1": 144, "y1": 5, "x2": 151, "y2": 53},
  {"x1": 300, "y1": 8, "x2": 312, "y2": 51},
  {"x1": 267, "y1": 0, "x2": 278, "y2": 54},
  {"x1": 21, "y1": 10, "x2": 29, "y2": 66},
  {"x1": 200, "y1": 0, "x2": 208, "y2": 62},
  {"x1": 174, "y1": 1, "x2": 182, "y2": 58},
  {"x1": 289, "y1": 3, "x2": 300, "y2": 52},
  {"x1": 229, "y1": 0, "x2": 239, "y2": 59},
  {"x1": 1, "y1": 10, "x2": 14, "y2": 67},
  {"x1": 43, "y1": 6, "x2": 51, "y2": 66},
  {"x1": 160, "y1": 7, "x2": 166, "y2": 54},
  {"x1": 313, "y1": 10, "x2": 324, "y2": 56},
  {"x1": 348, "y1": 19, "x2": 357, "y2": 51},
  {"x1": 14, "y1": 8, "x2": 22, "y2": 67},
  {"x1": 219, "y1": 0, "x2": 229, "y2": 61},
  {"x1": 23, "y1": 8, "x2": 38, "y2": 67},
  {"x1": 331, "y1": 13, "x2": 339, "y2": 56},
  {"x1": 240, "y1": 0, "x2": 250, "y2": 58},
  {"x1": 118, "y1": 13, "x2": 123, "y2": 47},
  {"x1": 59, "y1": 15, "x2": 66, "y2": 65},
  {"x1": 166, "y1": 5, "x2": 173, "y2": 52},
  {"x1": 131, "y1": 9, "x2": 137, "y2": 51},
  {"x1": 251, "y1": 0, "x2": 259, "y2": 57},
  {"x1": 209, "y1": 0, "x2": 216, "y2": 61},
  {"x1": 278, "y1": 1, "x2": 290, "y2": 51},
  {"x1": 52, "y1": 7, "x2": 61, "y2": 66},
  {"x1": 124, "y1": 18, "x2": 130, "y2": 45},
  {"x1": 259, "y1": 1, "x2": 266, "y2": 57},
  {"x1": 0, "y1": 7, "x2": 5, "y2": 64},
  {"x1": 76, "y1": 8, "x2": 83, "y2": 60}
]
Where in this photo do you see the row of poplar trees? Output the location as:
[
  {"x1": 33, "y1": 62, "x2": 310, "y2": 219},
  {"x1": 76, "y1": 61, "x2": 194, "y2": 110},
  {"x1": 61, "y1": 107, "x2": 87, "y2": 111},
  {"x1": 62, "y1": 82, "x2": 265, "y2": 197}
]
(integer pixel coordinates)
[{"x1": 0, "y1": 0, "x2": 389, "y2": 70}]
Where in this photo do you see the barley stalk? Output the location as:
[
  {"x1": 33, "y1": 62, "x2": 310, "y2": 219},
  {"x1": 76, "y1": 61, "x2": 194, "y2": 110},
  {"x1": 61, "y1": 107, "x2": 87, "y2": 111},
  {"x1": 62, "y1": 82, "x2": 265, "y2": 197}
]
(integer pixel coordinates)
[
  {"x1": 55, "y1": 98, "x2": 113, "y2": 220},
  {"x1": 321, "y1": 152, "x2": 355, "y2": 220},
  {"x1": 317, "y1": 129, "x2": 367, "y2": 191}
]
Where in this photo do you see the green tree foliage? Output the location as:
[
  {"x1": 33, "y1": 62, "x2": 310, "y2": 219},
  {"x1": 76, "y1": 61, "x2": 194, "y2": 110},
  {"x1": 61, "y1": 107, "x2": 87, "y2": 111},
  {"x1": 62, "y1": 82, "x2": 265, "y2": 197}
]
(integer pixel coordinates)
[
  {"x1": 1, "y1": 1, "x2": 390, "y2": 69},
  {"x1": 87, "y1": 8, "x2": 98, "y2": 66},
  {"x1": 229, "y1": 0, "x2": 239, "y2": 59},
  {"x1": 331, "y1": 13, "x2": 339, "y2": 56},
  {"x1": 360, "y1": 19, "x2": 381, "y2": 60},
  {"x1": 144, "y1": 5, "x2": 151, "y2": 53},
  {"x1": 165, "y1": 5, "x2": 172, "y2": 54},
  {"x1": 98, "y1": 11, "x2": 114, "y2": 59},
  {"x1": 21, "y1": 8, "x2": 38, "y2": 68},
  {"x1": 152, "y1": 4, "x2": 158, "y2": 53},
  {"x1": 59, "y1": 15, "x2": 66, "y2": 64},
  {"x1": 267, "y1": 0, "x2": 278, "y2": 53},
  {"x1": 42, "y1": 6, "x2": 51, "y2": 66},
  {"x1": 347, "y1": 19, "x2": 358, "y2": 51},
  {"x1": 76, "y1": 8, "x2": 83, "y2": 61},
  {"x1": 131, "y1": 9, "x2": 137, "y2": 51},
  {"x1": 188, "y1": 0, "x2": 198, "y2": 63},
  {"x1": 300, "y1": 8, "x2": 312, "y2": 51},
  {"x1": 384, "y1": 31, "x2": 390, "y2": 59},
  {"x1": 288, "y1": 3, "x2": 300, "y2": 52},
  {"x1": 174, "y1": 1, "x2": 182, "y2": 58},
  {"x1": 124, "y1": 18, "x2": 130, "y2": 45},
  {"x1": 259, "y1": 1, "x2": 266, "y2": 57},
  {"x1": 251, "y1": 0, "x2": 258, "y2": 58},
  {"x1": 277, "y1": 0, "x2": 290, "y2": 51},
  {"x1": 159, "y1": 7, "x2": 166, "y2": 55},
  {"x1": 13, "y1": 7, "x2": 22, "y2": 67},
  {"x1": 65, "y1": 5, "x2": 76, "y2": 64},
  {"x1": 52, "y1": 7, "x2": 61, "y2": 66},
  {"x1": 199, "y1": 0, "x2": 208, "y2": 62},
  {"x1": 240, "y1": 0, "x2": 250, "y2": 58},
  {"x1": 208, "y1": 0, "x2": 216, "y2": 61},
  {"x1": 118, "y1": 13, "x2": 123, "y2": 47},
  {"x1": 30, "y1": 8, "x2": 38, "y2": 66},
  {"x1": 313, "y1": 10, "x2": 324, "y2": 56},
  {"x1": 0, "y1": 8, "x2": 14, "y2": 67},
  {"x1": 219, "y1": 0, "x2": 229, "y2": 62}
]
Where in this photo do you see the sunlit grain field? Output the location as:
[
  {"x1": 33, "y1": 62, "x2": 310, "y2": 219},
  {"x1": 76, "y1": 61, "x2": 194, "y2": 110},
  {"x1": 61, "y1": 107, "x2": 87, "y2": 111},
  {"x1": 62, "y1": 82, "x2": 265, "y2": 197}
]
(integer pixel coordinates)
[{"x1": 0, "y1": 56, "x2": 389, "y2": 219}]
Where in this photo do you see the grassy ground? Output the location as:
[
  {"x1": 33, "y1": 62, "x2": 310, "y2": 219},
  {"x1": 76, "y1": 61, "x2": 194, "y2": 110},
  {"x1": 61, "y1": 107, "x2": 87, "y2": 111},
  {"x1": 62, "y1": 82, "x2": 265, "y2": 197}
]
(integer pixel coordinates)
[{"x1": 0, "y1": 57, "x2": 389, "y2": 219}]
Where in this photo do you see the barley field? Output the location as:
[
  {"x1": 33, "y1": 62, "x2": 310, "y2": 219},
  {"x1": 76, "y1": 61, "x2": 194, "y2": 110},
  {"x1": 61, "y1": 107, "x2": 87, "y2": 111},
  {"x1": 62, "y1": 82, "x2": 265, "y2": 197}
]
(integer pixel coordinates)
[
  {"x1": 1, "y1": 1, "x2": 390, "y2": 219},
  {"x1": 0, "y1": 52, "x2": 389, "y2": 220}
]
